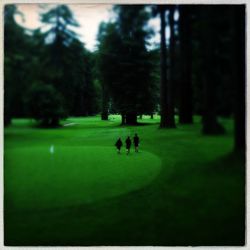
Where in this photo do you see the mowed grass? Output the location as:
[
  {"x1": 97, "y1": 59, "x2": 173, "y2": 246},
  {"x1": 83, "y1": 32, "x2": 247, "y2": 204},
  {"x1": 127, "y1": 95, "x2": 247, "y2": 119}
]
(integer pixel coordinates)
[
  {"x1": 4, "y1": 115, "x2": 245, "y2": 246},
  {"x1": 6, "y1": 146, "x2": 161, "y2": 209}
]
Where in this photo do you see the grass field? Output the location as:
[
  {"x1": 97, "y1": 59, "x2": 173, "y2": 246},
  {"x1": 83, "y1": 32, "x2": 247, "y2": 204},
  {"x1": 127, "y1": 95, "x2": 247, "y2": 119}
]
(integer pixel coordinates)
[{"x1": 4, "y1": 115, "x2": 245, "y2": 246}]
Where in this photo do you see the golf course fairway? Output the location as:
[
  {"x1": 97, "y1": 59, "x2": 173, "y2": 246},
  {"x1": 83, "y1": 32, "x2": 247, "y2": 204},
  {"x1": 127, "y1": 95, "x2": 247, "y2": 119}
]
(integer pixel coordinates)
[
  {"x1": 5, "y1": 146, "x2": 162, "y2": 210},
  {"x1": 4, "y1": 116, "x2": 245, "y2": 246}
]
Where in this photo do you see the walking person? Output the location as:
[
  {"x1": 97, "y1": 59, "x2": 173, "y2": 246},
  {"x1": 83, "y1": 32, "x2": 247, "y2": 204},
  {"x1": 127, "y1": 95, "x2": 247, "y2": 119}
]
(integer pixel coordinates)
[
  {"x1": 133, "y1": 133, "x2": 140, "y2": 152},
  {"x1": 125, "y1": 136, "x2": 132, "y2": 155},
  {"x1": 115, "y1": 137, "x2": 123, "y2": 154}
]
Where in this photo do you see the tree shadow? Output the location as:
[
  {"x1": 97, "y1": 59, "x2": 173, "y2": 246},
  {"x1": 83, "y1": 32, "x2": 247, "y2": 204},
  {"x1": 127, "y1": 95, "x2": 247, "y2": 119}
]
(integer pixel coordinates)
[
  {"x1": 119, "y1": 122, "x2": 159, "y2": 127},
  {"x1": 203, "y1": 150, "x2": 245, "y2": 176},
  {"x1": 30, "y1": 122, "x2": 63, "y2": 129}
]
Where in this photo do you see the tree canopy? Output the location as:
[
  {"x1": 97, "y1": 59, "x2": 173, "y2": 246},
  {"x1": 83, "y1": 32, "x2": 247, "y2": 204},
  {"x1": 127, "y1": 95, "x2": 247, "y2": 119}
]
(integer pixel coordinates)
[{"x1": 97, "y1": 5, "x2": 158, "y2": 124}]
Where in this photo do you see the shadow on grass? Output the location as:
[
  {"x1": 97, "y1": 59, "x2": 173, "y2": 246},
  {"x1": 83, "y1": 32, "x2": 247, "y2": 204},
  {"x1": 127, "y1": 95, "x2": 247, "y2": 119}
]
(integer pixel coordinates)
[
  {"x1": 204, "y1": 150, "x2": 245, "y2": 175},
  {"x1": 119, "y1": 122, "x2": 159, "y2": 127}
]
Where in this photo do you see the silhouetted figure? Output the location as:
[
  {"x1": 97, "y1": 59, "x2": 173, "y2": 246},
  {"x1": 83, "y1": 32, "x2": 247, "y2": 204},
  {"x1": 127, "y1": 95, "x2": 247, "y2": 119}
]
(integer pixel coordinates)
[
  {"x1": 125, "y1": 136, "x2": 132, "y2": 155},
  {"x1": 133, "y1": 133, "x2": 140, "y2": 152},
  {"x1": 115, "y1": 138, "x2": 123, "y2": 154}
]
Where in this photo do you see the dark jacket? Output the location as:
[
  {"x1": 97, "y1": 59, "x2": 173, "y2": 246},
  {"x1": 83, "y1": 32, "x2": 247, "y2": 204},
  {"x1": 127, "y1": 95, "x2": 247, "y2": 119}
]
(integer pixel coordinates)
[
  {"x1": 125, "y1": 138, "x2": 132, "y2": 149},
  {"x1": 115, "y1": 139, "x2": 122, "y2": 149},
  {"x1": 133, "y1": 136, "x2": 139, "y2": 146}
]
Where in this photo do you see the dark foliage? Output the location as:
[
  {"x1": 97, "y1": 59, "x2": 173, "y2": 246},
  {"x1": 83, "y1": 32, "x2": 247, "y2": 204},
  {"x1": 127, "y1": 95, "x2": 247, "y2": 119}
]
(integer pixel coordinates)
[
  {"x1": 4, "y1": 4, "x2": 100, "y2": 127},
  {"x1": 97, "y1": 6, "x2": 158, "y2": 125},
  {"x1": 25, "y1": 83, "x2": 66, "y2": 127}
]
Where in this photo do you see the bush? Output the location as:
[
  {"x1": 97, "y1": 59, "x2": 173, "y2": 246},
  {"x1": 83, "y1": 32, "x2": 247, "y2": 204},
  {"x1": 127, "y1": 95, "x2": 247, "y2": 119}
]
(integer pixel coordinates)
[{"x1": 25, "y1": 83, "x2": 67, "y2": 127}]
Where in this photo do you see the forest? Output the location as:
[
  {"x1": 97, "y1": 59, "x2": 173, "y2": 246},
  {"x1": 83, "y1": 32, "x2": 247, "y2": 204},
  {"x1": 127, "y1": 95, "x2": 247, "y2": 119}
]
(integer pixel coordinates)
[
  {"x1": 5, "y1": 4, "x2": 245, "y2": 150},
  {"x1": 4, "y1": 4, "x2": 246, "y2": 246}
]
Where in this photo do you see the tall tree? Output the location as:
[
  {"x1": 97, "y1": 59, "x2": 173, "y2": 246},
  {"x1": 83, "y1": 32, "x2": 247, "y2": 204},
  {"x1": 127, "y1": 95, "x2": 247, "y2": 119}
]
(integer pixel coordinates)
[
  {"x1": 116, "y1": 5, "x2": 157, "y2": 124},
  {"x1": 154, "y1": 5, "x2": 176, "y2": 128},
  {"x1": 231, "y1": 6, "x2": 246, "y2": 151},
  {"x1": 158, "y1": 5, "x2": 168, "y2": 128},
  {"x1": 97, "y1": 22, "x2": 115, "y2": 120},
  {"x1": 198, "y1": 6, "x2": 225, "y2": 134},
  {"x1": 168, "y1": 6, "x2": 177, "y2": 128},
  {"x1": 40, "y1": 5, "x2": 79, "y2": 113},
  {"x1": 178, "y1": 5, "x2": 193, "y2": 124},
  {"x1": 40, "y1": 5, "x2": 98, "y2": 117},
  {"x1": 66, "y1": 40, "x2": 98, "y2": 116},
  {"x1": 98, "y1": 6, "x2": 157, "y2": 125},
  {"x1": 4, "y1": 5, "x2": 32, "y2": 124}
]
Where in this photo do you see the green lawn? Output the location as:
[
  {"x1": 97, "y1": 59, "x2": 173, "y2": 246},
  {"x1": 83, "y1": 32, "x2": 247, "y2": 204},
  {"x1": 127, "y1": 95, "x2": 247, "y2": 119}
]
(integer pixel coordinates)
[{"x1": 4, "y1": 115, "x2": 245, "y2": 246}]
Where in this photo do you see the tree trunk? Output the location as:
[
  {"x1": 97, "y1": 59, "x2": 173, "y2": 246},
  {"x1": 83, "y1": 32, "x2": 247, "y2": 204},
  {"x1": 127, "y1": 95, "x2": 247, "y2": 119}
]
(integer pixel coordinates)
[
  {"x1": 179, "y1": 6, "x2": 193, "y2": 124},
  {"x1": 4, "y1": 115, "x2": 11, "y2": 126},
  {"x1": 150, "y1": 113, "x2": 154, "y2": 119},
  {"x1": 101, "y1": 84, "x2": 109, "y2": 120},
  {"x1": 101, "y1": 112, "x2": 108, "y2": 120},
  {"x1": 159, "y1": 6, "x2": 168, "y2": 128},
  {"x1": 51, "y1": 117, "x2": 59, "y2": 127},
  {"x1": 201, "y1": 7, "x2": 224, "y2": 135},
  {"x1": 232, "y1": 6, "x2": 246, "y2": 151},
  {"x1": 121, "y1": 113, "x2": 126, "y2": 125},
  {"x1": 126, "y1": 112, "x2": 137, "y2": 125},
  {"x1": 167, "y1": 7, "x2": 176, "y2": 128},
  {"x1": 4, "y1": 102, "x2": 11, "y2": 126},
  {"x1": 202, "y1": 65, "x2": 224, "y2": 134},
  {"x1": 41, "y1": 118, "x2": 49, "y2": 127}
]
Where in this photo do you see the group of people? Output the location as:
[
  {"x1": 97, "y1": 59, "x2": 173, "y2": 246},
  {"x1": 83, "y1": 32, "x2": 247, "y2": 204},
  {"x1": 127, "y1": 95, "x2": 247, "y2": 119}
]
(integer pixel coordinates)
[{"x1": 115, "y1": 133, "x2": 140, "y2": 155}]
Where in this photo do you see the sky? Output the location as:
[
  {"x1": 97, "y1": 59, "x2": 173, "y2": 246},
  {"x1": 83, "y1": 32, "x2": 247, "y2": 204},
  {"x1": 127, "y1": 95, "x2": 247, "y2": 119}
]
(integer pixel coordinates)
[{"x1": 15, "y1": 4, "x2": 161, "y2": 51}]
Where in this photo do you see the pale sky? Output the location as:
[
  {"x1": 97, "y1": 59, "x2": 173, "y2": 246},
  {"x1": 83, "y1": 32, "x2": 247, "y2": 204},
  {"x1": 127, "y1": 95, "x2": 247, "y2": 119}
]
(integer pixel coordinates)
[{"x1": 15, "y1": 4, "x2": 161, "y2": 51}]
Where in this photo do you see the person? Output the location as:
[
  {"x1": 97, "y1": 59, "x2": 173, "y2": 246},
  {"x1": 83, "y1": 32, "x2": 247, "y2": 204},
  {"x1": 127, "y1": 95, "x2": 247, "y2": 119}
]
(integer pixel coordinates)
[
  {"x1": 115, "y1": 138, "x2": 123, "y2": 154},
  {"x1": 125, "y1": 136, "x2": 132, "y2": 155},
  {"x1": 133, "y1": 133, "x2": 140, "y2": 152}
]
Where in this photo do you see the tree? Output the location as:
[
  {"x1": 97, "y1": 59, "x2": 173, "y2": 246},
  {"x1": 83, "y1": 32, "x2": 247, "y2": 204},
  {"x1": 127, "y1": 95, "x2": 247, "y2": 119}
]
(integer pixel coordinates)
[
  {"x1": 66, "y1": 41, "x2": 99, "y2": 116},
  {"x1": 231, "y1": 6, "x2": 246, "y2": 151},
  {"x1": 158, "y1": 5, "x2": 168, "y2": 128},
  {"x1": 178, "y1": 5, "x2": 193, "y2": 124},
  {"x1": 196, "y1": 6, "x2": 225, "y2": 134},
  {"x1": 40, "y1": 5, "x2": 98, "y2": 116},
  {"x1": 25, "y1": 83, "x2": 66, "y2": 127},
  {"x1": 168, "y1": 6, "x2": 177, "y2": 128},
  {"x1": 153, "y1": 5, "x2": 176, "y2": 128},
  {"x1": 40, "y1": 5, "x2": 79, "y2": 112},
  {"x1": 4, "y1": 5, "x2": 33, "y2": 124},
  {"x1": 97, "y1": 6, "x2": 157, "y2": 125},
  {"x1": 188, "y1": 5, "x2": 238, "y2": 121},
  {"x1": 97, "y1": 22, "x2": 116, "y2": 120}
]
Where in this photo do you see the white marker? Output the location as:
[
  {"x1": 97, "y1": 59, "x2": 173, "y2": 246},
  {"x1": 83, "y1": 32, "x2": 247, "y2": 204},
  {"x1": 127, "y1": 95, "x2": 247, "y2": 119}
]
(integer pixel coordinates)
[{"x1": 50, "y1": 145, "x2": 54, "y2": 154}]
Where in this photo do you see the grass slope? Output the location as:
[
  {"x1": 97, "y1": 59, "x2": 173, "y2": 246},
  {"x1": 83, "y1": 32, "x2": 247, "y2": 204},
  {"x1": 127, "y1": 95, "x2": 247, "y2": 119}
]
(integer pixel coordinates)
[{"x1": 4, "y1": 115, "x2": 245, "y2": 246}]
